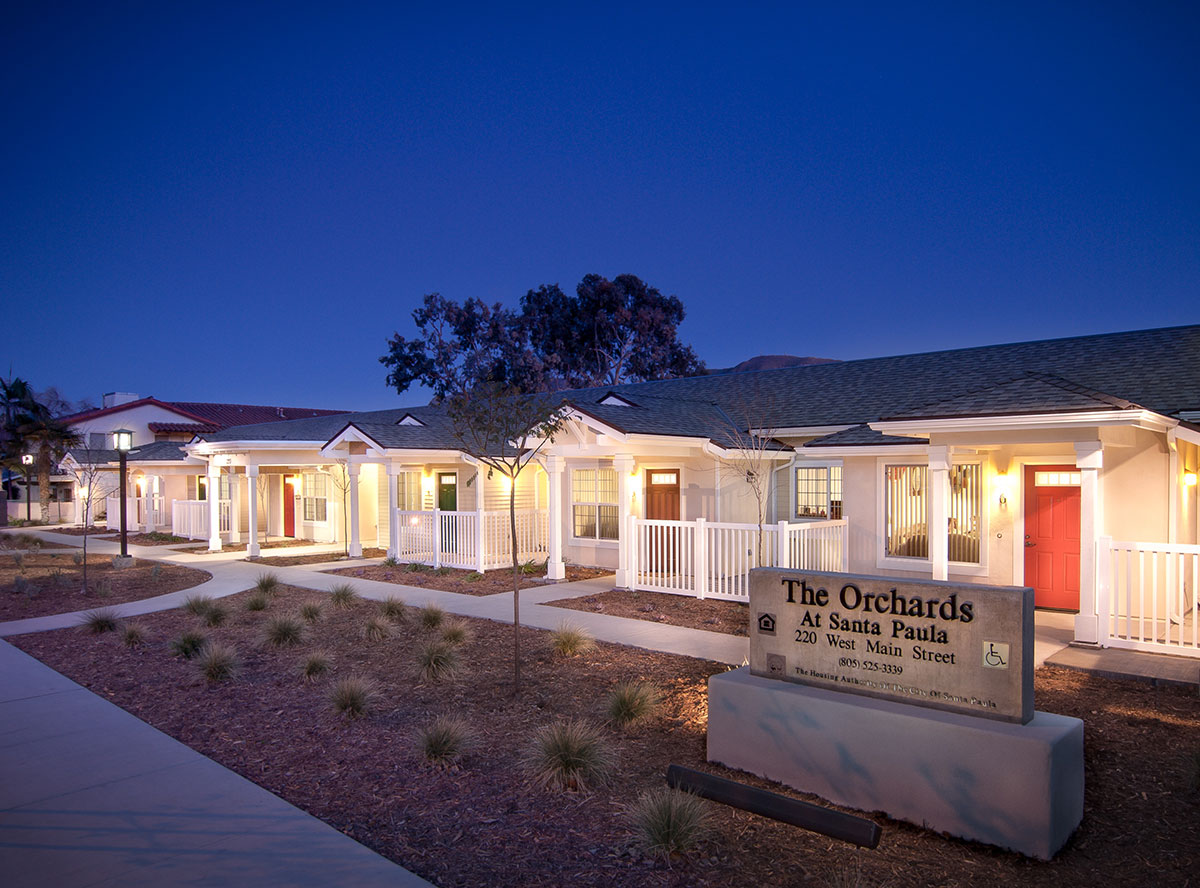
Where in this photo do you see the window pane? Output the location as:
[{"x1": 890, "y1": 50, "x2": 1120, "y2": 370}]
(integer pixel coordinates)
[
  {"x1": 597, "y1": 505, "x2": 619, "y2": 540},
  {"x1": 314, "y1": 499, "x2": 327, "y2": 522},
  {"x1": 830, "y1": 466, "x2": 843, "y2": 519},
  {"x1": 885, "y1": 465, "x2": 927, "y2": 558},
  {"x1": 949, "y1": 464, "x2": 981, "y2": 563},
  {"x1": 572, "y1": 469, "x2": 594, "y2": 503},
  {"x1": 597, "y1": 468, "x2": 617, "y2": 505},
  {"x1": 573, "y1": 504, "x2": 596, "y2": 538},
  {"x1": 796, "y1": 467, "x2": 830, "y2": 518}
]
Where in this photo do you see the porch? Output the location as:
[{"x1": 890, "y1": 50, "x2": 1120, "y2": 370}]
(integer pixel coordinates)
[
  {"x1": 390, "y1": 508, "x2": 549, "y2": 572},
  {"x1": 1099, "y1": 537, "x2": 1200, "y2": 658}
]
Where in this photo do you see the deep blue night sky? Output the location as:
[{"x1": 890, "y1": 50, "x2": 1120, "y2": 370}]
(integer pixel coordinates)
[{"x1": 4, "y1": 2, "x2": 1197, "y2": 411}]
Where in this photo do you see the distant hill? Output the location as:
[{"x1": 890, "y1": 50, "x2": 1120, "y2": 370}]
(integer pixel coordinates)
[{"x1": 706, "y1": 354, "x2": 840, "y2": 375}]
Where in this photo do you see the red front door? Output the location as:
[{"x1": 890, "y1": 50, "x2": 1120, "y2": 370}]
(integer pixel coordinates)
[
  {"x1": 284, "y1": 476, "x2": 297, "y2": 538},
  {"x1": 1023, "y1": 465, "x2": 1081, "y2": 610}
]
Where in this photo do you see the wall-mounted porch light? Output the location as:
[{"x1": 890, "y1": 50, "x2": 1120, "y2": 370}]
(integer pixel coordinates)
[
  {"x1": 1185, "y1": 471, "x2": 1198, "y2": 488},
  {"x1": 995, "y1": 472, "x2": 1011, "y2": 508}
]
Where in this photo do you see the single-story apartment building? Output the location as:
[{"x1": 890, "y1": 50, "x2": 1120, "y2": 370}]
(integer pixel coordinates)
[{"x1": 80, "y1": 325, "x2": 1200, "y2": 658}]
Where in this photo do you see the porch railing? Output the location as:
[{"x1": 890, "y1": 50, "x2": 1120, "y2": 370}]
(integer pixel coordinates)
[
  {"x1": 393, "y1": 509, "x2": 549, "y2": 571},
  {"x1": 1099, "y1": 537, "x2": 1199, "y2": 658},
  {"x1": 629, "y1": 518, "x2": 848, "y2": 601},
  {"x1": 104, "y1": 495, "x2": 170, "y2": 533},
  {"x1": 171, "y1": 499, "x2": 232, "y2": 541}
]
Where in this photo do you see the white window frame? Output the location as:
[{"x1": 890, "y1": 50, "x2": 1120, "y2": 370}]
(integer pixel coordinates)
[
  {"x1": 569, "y1": 460, "x2": 619, "y2": 545},
  {"x1": 792, "y1": 461, "x2": 843, "y2": 521},
  {"x1": 302, "y1": 472, "x2": 329, "y2": 524},
  {"x1": 875, "y1": 455, "x2": 988, "y2": 577},
  {"x1": 395, "y1": 470, "x2": 423, "y2": 512}
]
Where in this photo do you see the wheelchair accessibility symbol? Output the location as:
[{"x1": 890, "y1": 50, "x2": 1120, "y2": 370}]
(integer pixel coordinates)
[{"x1": 982, "y1": 641, "x2": 1009, "y2": 669}]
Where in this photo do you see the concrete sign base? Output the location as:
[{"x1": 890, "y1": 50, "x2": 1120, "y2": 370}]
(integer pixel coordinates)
[{"x1": 708, "y1": 668, "x2": 1083, "y2": 859}]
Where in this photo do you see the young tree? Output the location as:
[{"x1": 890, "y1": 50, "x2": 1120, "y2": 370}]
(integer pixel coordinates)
[
  {"x1": 445, "y1": 382, "x2": 565, "y2": 695},
  {"x1": 255, "y1": 471, "x2": 271, "y2": 548},
  {"x1": 62, "y1": 445, "x2": 119, "y2": 594},
  {"x1": 328, "y1": 463, "x2": 352, "y2": 555},
  {"x1": 712, "y1": 402, "x2": 788, "y2": 565}
]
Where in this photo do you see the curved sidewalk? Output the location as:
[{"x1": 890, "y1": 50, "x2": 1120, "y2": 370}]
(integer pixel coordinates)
[{"x1": 0, "y1": 639, "x2": 432, "y2": 888}]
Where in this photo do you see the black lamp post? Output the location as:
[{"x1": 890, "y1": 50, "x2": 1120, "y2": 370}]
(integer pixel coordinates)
[
  {"x1": 114, "y1": 429, "x2": 133, "y2": 558},
  {"x1": 20, "y1": 453, "x2": 33, "y2": 522}
]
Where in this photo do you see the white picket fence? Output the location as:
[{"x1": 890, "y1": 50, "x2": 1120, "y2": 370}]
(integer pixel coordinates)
[
  {"x1": 172, "y1": 499, "x2": 231, "y2": 541},
  {"x1": 104, "y1": 495, "x2": 168, "y2": 532},
  {"x1": 629, "y1": 517, "x2": 848, "y2": 601},
  {"x1": 1099, "y1": 537, "x2": 1200, "y2": 657},
  {"x1": 393, "y1": 509, "x2": 549, "y2": 571}
]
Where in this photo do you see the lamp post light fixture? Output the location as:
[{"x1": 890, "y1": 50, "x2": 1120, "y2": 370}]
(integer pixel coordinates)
[
  {"x1": 114, "y1": 429, "x2": 134, "y2": 562},
  {"x1": 20, "y1": 453, "x2": 34, "y2": 522}
]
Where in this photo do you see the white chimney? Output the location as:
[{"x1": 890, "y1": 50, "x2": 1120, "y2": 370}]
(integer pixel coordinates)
[{"x1": 102, "y1": 392, "x2": 141, "y2": 408}]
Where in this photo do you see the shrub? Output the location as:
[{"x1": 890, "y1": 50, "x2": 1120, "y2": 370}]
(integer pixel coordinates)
[
  {"x1": 329, "y1": 675, "x2": 378, "y2": 718},
  {"x1": 122, "y1": 622, "x2": 148, "y2": 647},
  {"x1": 379, "y1": 596, "x2": 407, "y2": 623},
  {"x1": 150, "y1": 563, "x2": 162, "y2": 579},
  {"x1": 11, "y1": 551, "x2": 23, "y2": 569},
  {"x1": 416, "y1": 639, "x2": 460, "y2": 681},
  {"x1": 607, "y1": 681, "x2": 663, "y2": 728},
  {"x1": 440, "y1": 619, "x2": 472, "y2": 647},
  {"x1": 72, "y1": 552, "x2": 84, "y2": 566},
  {"x1": 405, "y1": 561, "x2": 430, "y2": 573},
  {"x1": 301, "y1": 651, "x2": 332, "y2": 682},
  {"x1": 255, "y1": 573, "x2": 281, "y2": 595},
  {"x1": 300, "y1": 601, "x2": 323, "y2": 623},
  {"x1": 520, "y1": 559, "x2": 545, "y2": 576},
  {"x1": 630, "y1": 788, "x2": 710, "y2": 858},
  {"x1": 419, "y1": 715, "x2": 473, "y2": 766},
  {"x1": 382, "y1": 556, "x2": 400, "y2": 568},
  {"x1": 13, "y1": 575, "x2": 37, "y2": 599},
  {"x1": 329, "y1": 582, "x2": 359, "y2": 608},
  {"x1": 245, "y1": 590, "x2": 270, "y2": 612},
  {"x1": 184, "y1": 594, "x2": 215, "y2": 616},
  {"x1": 264, "y1": 616, "x2": 306, "y2": 647},
  {"x1": 433, "y1": 566, "x2": 452, "y2": 576},
  {"x1": 200, "y1": 602, "x2": 228, "y2": 627},
  {"x1": 81, "y1": 607, "x2": 121, "y2": 634},
  {"x1": 418, "y1": 603, "x2": 445, "y2": 630},
  {"x1": 549, "y1": 623, "x2": 595, "y2": 658},
  {"x1": 171, "y1": 630, "x2": 208, "y2": 659},
  {"x1": 363, "y1": 616, "x2": 392, "y2": 642},
  {"x1": 197, "y1": 642, "x2": 239, "y2": 683},
  {"x1": 463, "y1": 571, "x2": 483, "y2": 582},
  {"x1": 526, "y1": 719, "x2": 616, "y2": 791},
  {"x1": 96, "y1": 576, "x2": 113, "y2": 598}
]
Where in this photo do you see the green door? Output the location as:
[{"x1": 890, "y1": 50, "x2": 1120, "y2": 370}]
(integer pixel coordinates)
[{"x1": 437, "y1": 473, "x2": 457, "y2": 511}]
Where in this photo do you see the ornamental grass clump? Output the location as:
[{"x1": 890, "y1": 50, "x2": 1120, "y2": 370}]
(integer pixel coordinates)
[
  {"x1": 419, "y1": 715, "x2": 473, "y2": 767},
  {"x1": 184, "y1": 594, "x2": 215, "y2": 617},
  {"x1": 416, "y1": 639, "x2": 460, "y2": 681},
  {"x1": 199, "y1": 601, "x2": 228, "y2": 627},
  {"x1": 301, "y1": 651, "x2": 332, "y2": 682},
  {"x1": 418, "y1": 603, "x2": 445, "y2": 630},
  {"x1": 379, "y1": 596, "x2": 407, "y2": 623},
  {"x1": 440, "y1": 618, "x2": 472, "y2": 647},
  {"x1": 527, "y1": 719, "x2": 616, "y2": 792},
  {"x1": 329, "y1": 675, "x2": 379, "y2": 718},
  {"x1": 197, "y1": 642, "x2": 239, "y2": 683},
  {"x1": 549, "y1": 623, "x2": 595, "y2": 658},
  {"x1": 607, "y1": 680, "x2": 663, "y2": 728},
  {"x1": 630, "y1": 788, "x2": 711, "y2": 859},
  {"x1": 245, "y1": 590, "x2": 270, "y2": 612},
  {"x1": 255, "y1": 572, "x2": 280, "y2": 596},
  {"x1": 122, "y1": 622, "x2": 148, "y2": 648},
  {"x1": 171, "y1": 630, "x2": 208, "y2": 659},
  {"x1": 81, "y1": 607, "x2": 121, "y2": 635},
  {"x1": 13, "y1": 575, "x2": 36, "y2": 599},
  {"x1": 299, "y1": 601, "x2": 323, "y2": 623},
  {"x1": 329, "y1": 583, "x2": 359, "y2": 608},
  {"x1": 363, "y1": 616, "x2": 392, "y2": 642},
  {"x1": 264, "y1": 615, "x2": 306, "y2": 648}
]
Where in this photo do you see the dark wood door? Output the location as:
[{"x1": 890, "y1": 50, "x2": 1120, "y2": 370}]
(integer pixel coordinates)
[
  {"x1": 645, "y1": 470, "x2": 680, "y2": 520},
  {"x1": 1024, "y1": 465, "x2": 1081, "y2": 610},
  {"x1": 283, "y1": 476, "x2": 297, "y2": 537}
]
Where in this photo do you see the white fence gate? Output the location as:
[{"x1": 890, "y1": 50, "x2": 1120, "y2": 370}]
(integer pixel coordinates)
[
  {"x1": 1100, "y1": 537, "x2": 1200, "y2": 657},
  {"x1": 393, "y1": 509, "x2": 549, "y2": 571},
  {"x1": 629, "y1": 518, "x2": 848, "y2": 601},
  {"x1": 171, "y1": 500, "x2": 231, "y2": 541}
]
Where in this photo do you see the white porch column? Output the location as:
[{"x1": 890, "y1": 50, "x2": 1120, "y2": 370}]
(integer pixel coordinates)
[
  {"x1": 207, "y1": 464, "x2": 222, "y2": 553},
  {"x1": 347, "y1": 461, "x2": 362, "y2": 558},
  {"x1": 928, "y1": 446, "x2": 950, "y2": 581},
  {"x1": 475, "y1": 471, "x2": 486, "y2": 574},
  {"x1": 1074, "y1": 441, "x2": 1104, "y2": 644},
  {"x1": 546, "y1": 455, "x2": 566, "y2": 581},
  {"x1": 386, "y1": 464, "x2": 400, "y2": 559},
  {"x1": 614, "y1": 454, "x2": 635, "y2": 588},
  {"x1": 228, "y1": 471, "x2": 242, "y2": 544},
  {"x1": 246, "y1": 464, "x2": 260, "y2": 558},
  {"x1": 143, "y1": 476, "x2": 158, "y2": 532}
]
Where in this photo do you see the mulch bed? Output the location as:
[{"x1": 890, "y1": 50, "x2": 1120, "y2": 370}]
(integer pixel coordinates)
[
  {"x1": 326, "y1": 562, "x2": 610, "y2": 596},
  {"x1": 31, "y1": 525, "x2": 108, "y2": 536},
  {"x1": 548, "y1": 588, "x2": 748, "y2": 636},
  {"x1": 0, "y1": 532, "x2": 73, "y2": 550},
  {"x1": 10, "y1": 586, "x2": 1199, "y2": 887},
  {"x1": 252, "y1": 547, "x2": 388, "y2": 566},
  {"x1": 217, "y1": 538, "x2": 319, "y2": 553},
  {"x1": 0, "y1": 553, "x2": 210, "y2": 621}
]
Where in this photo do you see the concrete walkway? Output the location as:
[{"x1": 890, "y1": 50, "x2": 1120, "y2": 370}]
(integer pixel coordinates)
[{"x1": 0, "y1": 640, "x2": 432, "y2": 888}]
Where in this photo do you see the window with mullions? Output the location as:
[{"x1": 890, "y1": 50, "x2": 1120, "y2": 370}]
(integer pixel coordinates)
[
  {"x1": 571, "y1": 464, "x2": 619, "y2": 540},
  {"x1": 197, "y1": 474, "x2": 231, "y2": 502},
  {"x1": 883, "y1": 463, "x2": 981, "y2": 563},
  {"x1": 302, "y1": 472, "x2": 328, "y2": 522},
  {"x1": 395, "y1": 471, "x2": 423, "y2": 511},
  {"x1": 796, "y1": 465, "x2": 842, "y2": 519}
]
